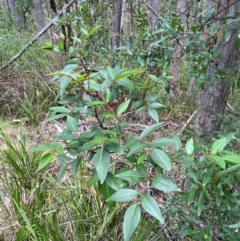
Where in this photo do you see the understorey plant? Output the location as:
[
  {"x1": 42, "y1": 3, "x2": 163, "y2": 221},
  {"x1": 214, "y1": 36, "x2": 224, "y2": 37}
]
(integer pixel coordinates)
[{"x1": 31, "y1": 63, "x2": 182, "y2": 240}]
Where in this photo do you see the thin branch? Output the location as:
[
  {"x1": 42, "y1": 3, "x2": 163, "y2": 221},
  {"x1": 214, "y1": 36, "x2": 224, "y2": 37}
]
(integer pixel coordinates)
[
  {"x1": 178, "y1": 110, "x2": 196, "y2": 136},
  {"x1": 142, "y1": 0, "x2": 160, "y2": 17},
  {"x1": 0, "y1": 0, "x2": 77, "y2": 71}
]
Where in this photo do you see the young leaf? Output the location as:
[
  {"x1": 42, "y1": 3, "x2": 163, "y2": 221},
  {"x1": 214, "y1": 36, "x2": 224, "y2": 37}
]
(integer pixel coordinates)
[
  {"x1": 150, "y1": 148, "x2": 171, "y2": 171},
  {"x1": 36, "y1": 153, "x2": 53, "y2": 172},
  {"x1": 140, "y1": 123, "x2": 163, "y2": 139},
  {"x1": 127, "y1": 142, "x2": 148, "y2": 157},
  {"x1": 49, "y1": 106, "x2": 71, "y2": 113},
  {"x1": 123, "y1": 204, "x2": 141, "y2": 241},
  {"x1": 150, "y1": 137, "x2": 179, "y2": 149},
  {"x1": 203, "y1": 167, "x2": 213, "y2": 186},
  {"x1": 67, "y1": 115, "x2": 78, "y2": 132},
  {"x1": 222, "y1": 153, "x2": 240, "y2": 164},
  {"x1": 93, "y1": 149, "x2": 110, "y2": 184},
  {"x1": 228, "y1": 222, "x2": 240, "y2": 228},
  {"x1": 185, "y1": 138, "x2": 194, "y2": 155},
  {"x1": 211, "y1": 155, "x2": 226, "y2": 169},
  {"x1": 152, "y1": 176, "x2": 181, "y2": 192},
  {"x1": 106, "y1": 173, "x2": 119, "y2": 190},
  {"x1": 107, "y1": 189, "x2": 138, "y2": 202},
  {"x1": 116, "y1": 99, "x2": 131, "y2": 115},
  {"x1": 148, "y1": 109, "x2": 159, "y2": 123},
  {"x1": 141, "y1": 193, "x2": 164, "y2": 224},
  {"x1": 197, "y1": 190, "x2": 205, "y2": 216},
  {"x1": 137, "y1": 151, "x2": 147, "y2": 164},
  {"x1": 104, "y1": 88, "x2": 111, "y2": 103},
  {"x1": 115, "y1": 170, "x2": 146, "y2": 183},
  {"x1": 211, "y1": 138, "x2": 227, "y2": 155}
]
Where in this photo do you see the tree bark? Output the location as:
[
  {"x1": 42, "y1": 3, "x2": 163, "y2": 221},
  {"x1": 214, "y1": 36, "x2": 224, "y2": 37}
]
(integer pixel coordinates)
[
  {"x1": 7, "y1": 0, "x2": 26, "y2": 29},
  {"x1": 148, "y1": 0, "x2": 160, "y2": 30},
  {"x1": 169, "y1": 0, "x2": 187, "y2": 99},
  {"x1": 112, "y1": 0, "x2": 123, "y2": 49},
  {"x1": 34, "y1": 0, "x2": 45, "y2": 32},
  {"x1": 194, "y1": 0, "x2": 240, "y2": 137}
]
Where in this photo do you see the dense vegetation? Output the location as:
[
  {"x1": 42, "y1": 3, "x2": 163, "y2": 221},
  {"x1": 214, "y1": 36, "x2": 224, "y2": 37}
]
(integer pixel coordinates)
[{"x1": 1, "y1": 0, "x2": 240, "y2": 241}]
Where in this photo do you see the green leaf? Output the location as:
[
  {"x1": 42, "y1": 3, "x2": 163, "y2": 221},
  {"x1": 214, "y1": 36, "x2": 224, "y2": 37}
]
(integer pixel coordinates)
[
  {"x1": 211, "y1": 155, "x2": 226, "y2": 169},
  {"x1": 148, "y1": 109, "x2": 159, "y2": 123},
  {"x1": 116, "y1": 99, "x2": 131, "y2": 115},
  {"x1": 93, "y1": 149, "x2": 110, "y2": 184},
  {"x1": 150, "y1": 137, "x2": 180, "y2": 149},
  {"x1": 152, "y1": 176, "x2": 181, "y2": 192},
  {"x1": 203, "y1": 167, "x2": 213, "y2": 186},
  {"x1": 59, "y1": 77, "x2": 71, "y2": 97},
  {"x1": 49, "y1": 106, "x2": 71, "y2": 113},
  {"x1": 222, "y1": 153, "x2": 240, "y2": 164},
  {"x1": 137, "y1": 151, "x2": 146, "y2": 164},
  {"x1": 67, "y1": 115, "x2": 78, "y2": 132},
  {"x1": 150, "y1": 148, "x2": 171, "y2": 171},
  {"x1": 127, "y1": 142, "x2": 148, "y2": 157},
  {"x1": 116, "y1": 78, "x2": 135, "y2": 90},
  {"x1": 123, "y1": 204, "x2": 141, "y2": 241},
  {"x1": 36, "y1": 153, "x2": 53, "y2": 172},
  {"x1": 116, "y1": 170, "x2": 145, "y2": 183},
  {"x1": 45, "y1": 114, "x2": 67, "y2": 122},
  {"x1": 71, "y1": 157, "x2": 81, "y2": 174},
  {"x1": 185, "y1": 138, "x2": 194, "y2": 155},
  {"x1": 29, "y1": 142, "x2": 63, "y2": 151},
  {"x1": 197, "y1": 190, "x2": 205, "y2": 216},
  {"x1": 106, "y1": 173, "x2": 119, "y2": 190},
  {"x1": 216, "y1": 164, "x2": 240, "y2": 178},
  {"x1": 57, "y1": 165, "x2": 68, "y2": 181},
  {"x1": 140, "y1": 123, "x2": 163, "y2": 139},
  {"x1": 211, "y1": 138, "x2": 227, "y2": 155},
  {"x1": 141, "y1": 193, "x2": 164, "y2": 224},
  {"x1": 99, "y1": 181, "x2": 115, "y2": 210},
  {"x1": 107, "y1": 189, "x2": 138, "y2": 202},
  {"x1": 228, "y1": 222, "x2": 240, "y2": 228},
  {"x1": 107, "y1": 66, "x2": 116, "y2": 80},
  {"x1": 104, "y1": 88, "x2": 111, "y2": 103},
  {"x1": 78, "y1": 136, "x2": 108, "y2": 152},
  {"x1": 104, "y1": 140, "x2": 123, "y2": 154},
  {"x1": 149, "y1": 103, "x2": 165, "y2": 108}
]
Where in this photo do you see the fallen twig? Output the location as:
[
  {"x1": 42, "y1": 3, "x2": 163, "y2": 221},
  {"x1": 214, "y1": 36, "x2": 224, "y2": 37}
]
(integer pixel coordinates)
[{"x1": 0, "y1": 0, "x2": 77, "y2": 71}]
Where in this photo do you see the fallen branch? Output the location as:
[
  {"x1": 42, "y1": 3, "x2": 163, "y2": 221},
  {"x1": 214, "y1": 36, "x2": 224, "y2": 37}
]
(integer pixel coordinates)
[
  {"x1": 142, "y1": 0, "x2": 160, "y2": 17},
  {"x1": 178, "y1": 110, "x2": 196, "y2": 136},
  {"x1": 0, "y1": 0, "x2": 77, "y2": 71}
]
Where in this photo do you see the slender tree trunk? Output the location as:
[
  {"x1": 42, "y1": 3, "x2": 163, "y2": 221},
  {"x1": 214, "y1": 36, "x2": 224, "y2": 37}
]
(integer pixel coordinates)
[
  {"x1": 7, "y1": 0, "x2": 25, "y2": 29},
  {"x1": 169, "y1": 0, "x2": 187, "y2": 99},
  {"x1": 148, "y1": 0, "x2": 160, "y2": 30},
  {"x1": 34, "y1": 0, "x2": 45, "y2": 32},
  {"x1": 112, "y1": 0, "x2": 123, "y2": 49},
  {"x1": 194, "y1": 0, "x2": 240, "y2": 137}
]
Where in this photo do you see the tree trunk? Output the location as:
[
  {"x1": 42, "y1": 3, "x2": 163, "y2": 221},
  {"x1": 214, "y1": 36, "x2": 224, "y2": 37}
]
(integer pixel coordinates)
[
  {"x1": 169, "y1": 0, "x2": 187, "y2": 99},
  {"x1": 34, "y1": 0, "x2": 45, "y2": 32},
  {"x1": 194, "y1": 0, "x2": 240, "y2": 137},
  {"x1": 148, "y1": 0, "x2": 160, "y2": 30},
  {"x1": 7, "y1": 0, "x2": 26, "y2": 29},
  {"x1": 112, "y1": 0, "x2": 123, "y2": 49}
]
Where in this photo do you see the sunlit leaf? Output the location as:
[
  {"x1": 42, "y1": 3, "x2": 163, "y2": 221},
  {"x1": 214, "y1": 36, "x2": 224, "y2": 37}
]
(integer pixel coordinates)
[
  {"x1": 36, "y1": 153, "x2": 53, "y2": 172},
  {"x1": 211, "y1": 138, "x2": 227, "y2": 155},
  {"x1": 107, "y1": 189, "x2": 138, "y2": 202},
  {"x1": 123, "y1": 204, "x2": 141, "y2": 241},
  {"x1": 116, "y1": 99, "x2": 131, "y2": 115},
  {"x1": 152, "y1": 176, "x2": 181, "y2": 192},
  {"x1": 140, "y1": 123, "x2": 163, "y2": 139},
  {"x1": 148, "y1": 109, "x2": 159, "y2": 123},
  {"x1": 151, "y1": 148, "x2": 171, "y2": 171},
  {"x1": 185, "y1": 138, "x2": 194, "y2": 155},
  {"x1": 116, "y1": 170, "x2": 145, "y2": 183},
  {"x1": 67, "y1": 115, "x2": 78, "y2": 132},
  {"x1": 141, "y1": 193, "x2": 164, "y2": 224}
]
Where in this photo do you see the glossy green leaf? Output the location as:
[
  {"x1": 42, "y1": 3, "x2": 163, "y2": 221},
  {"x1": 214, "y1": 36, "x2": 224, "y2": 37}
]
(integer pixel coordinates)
[
  {"x1": 211, "y1": 155, "x2": 226, "y2": 169},
  {"x1": 71, "y1": 157, "x2": 81, "y2": 175},
  {"x1": 151, "y1": 148, "x2": 171, "y2": 171},
  {"x1": 93, "y1": 149, "x2": 110, "y2": 184},
  {"x1": 127, "y1": 142, "x2": 148, "y2": 157},
  {"x1": 148, "y1": 109, "x2": 159, "y2": 123},
  {"x1": 115, "y1": 170, "x2": 145, "y2": 183},
  {"x1": 36, "y1": 153, "x2": 53, "y2": 172},
  {"x1": 117, "y1": 78, "x2": 135, "y2": 90},
  {"x1": 29, "y1": 142, "x2": 63, "y2": 151},
  {"x1": 107, "y1": 189, "x2": 138, "y2": 202},
  {"x1": 104, "y1": 88, "x2": 111, "y2": 103},
  {"x1": 49, "y1": 106, "x2": 71, "y2": 113},
  {"x1": 150, "y1": 137, "x2": 180, "y2": 149},
  {"x1": 123, "y1": 204, "x2": 141, "y2": 241},
  {"x1": 149, "y1": 103, "x2": 165, "y2": 108},
  {"x1": 67, "y1": 115, "x2": 78, "y2": 132},
  {"x1": 59, "y1": 77, "x2": 71, "y2": 97},
  {"x1": 141, "y1": 193, "x2": 164, "y2": 224},
  {"x1": 99, "y1": 181, "x2": 115, "y2": 209},
  {"x1": 197, "y1": 190, "x2": 205, "y2": 216},
  {"x1": 222, "y1": 153, "x2": 240, "y2": 164},
  {"x1": 106, "y1": 173, "x2": 119, "y2": 190},
  {"x1": 140, "y1": 123, "x2": 163, "y2": 139},
  {"x1": 57, "y1": 165, "x2": 68, "y2": 181},
  {"x1": 203, "y1": 167, "x2": 213, "y2": 186},
  {"x1": 185, "y1": 138, "x2": 194, "y2": 155},
  {"x1": 107, "y1": 66, "x2": 116, "y2": 80},
  {"x1": 45, "y1": 114, "x2": 67, "y2": 122},
  {"x1": 116, "y1": 99, "x2": 131, "y2": 115},
  {"x1": 228, "y1": 222, "x2": 240, "y2": 228},
  {"x1": 136, "y1": 164, "x2": 148, "y2": 177},
  {"x1": 152, "y1": 176, "x2": 181, "y2": 192},
  {"x1": 211, "y1": 138, "x2": 227, "y2": 155},
  {"x1": 57, "y1": 154, "x2": 69, "y2": 164},
  {"x1": 78, "y1": 136, "x2": 108, "y2": 152},
  {"x1": 137, "y1": 151, "x2": 146, "y2": 164},
  {"x1": 216, "y1": 164, "x2": 240, "y2": 178}
]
